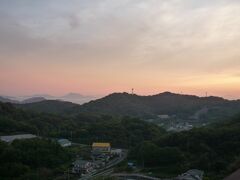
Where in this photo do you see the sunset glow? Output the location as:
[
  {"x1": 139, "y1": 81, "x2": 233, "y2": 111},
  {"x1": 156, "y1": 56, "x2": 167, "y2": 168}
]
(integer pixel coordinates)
[{"x1": 0, "y1": 0, "x2": 240, "y2": 99}]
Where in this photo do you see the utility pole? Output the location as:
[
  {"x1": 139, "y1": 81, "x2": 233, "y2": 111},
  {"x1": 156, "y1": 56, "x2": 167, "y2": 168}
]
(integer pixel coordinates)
[{"x1": 131, "y1": 88, "x2": 134, "y2": 95}]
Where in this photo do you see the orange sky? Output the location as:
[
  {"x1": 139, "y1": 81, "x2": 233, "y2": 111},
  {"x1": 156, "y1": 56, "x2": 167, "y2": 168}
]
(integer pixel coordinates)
[{"x1": 0, "y1": 0, "x2": 240, "y2": 99}]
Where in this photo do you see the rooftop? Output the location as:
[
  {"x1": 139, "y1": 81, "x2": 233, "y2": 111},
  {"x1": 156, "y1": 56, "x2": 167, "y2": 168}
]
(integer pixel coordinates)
[
  {"x1": 73, "y1": 160, "x2": 91, "y2": 166},
  {"x1": 177, "y1": 169, "x2": 204, "y2": 180},
  {"x1": 58, "y1": 139, "x2": 71, "y2": 144},
  {"x1": 92, "y1": 142, "x2": 111, "y2": 148},
  {"x1": 0, "y1": 134, "x2": 37, "y2": 143}
]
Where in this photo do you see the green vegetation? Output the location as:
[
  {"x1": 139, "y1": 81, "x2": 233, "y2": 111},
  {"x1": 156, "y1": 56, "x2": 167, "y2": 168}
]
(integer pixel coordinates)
[
  {"x1": 1, "y1": 99, "x2": 240, "y2": 179},
  {"x1": 0, "y1": 138, "x2": 71, "y2": 179},
  {"x1": 0, "y1": 102, "x2": 165, "y2": 179},
  {"x1": 0, "y1": 102, "x2": 165, "y2": 147},
  {"x1": 79, "y1": 92, "x2": 240, "y2": 123},
  {"x1": 17, "y1": 100, "x2": 78, "y2": 114},
  {"x1": 16, "y1": 92, "x2": 240, "y2": 125},
  {"x1": 128, "y1": 115, "x2": 240, "y2": 179}
]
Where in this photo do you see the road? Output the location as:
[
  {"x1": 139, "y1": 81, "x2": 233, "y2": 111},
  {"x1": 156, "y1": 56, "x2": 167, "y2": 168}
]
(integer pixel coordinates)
[
  {"x1": 79, "y1": 149, "x2": 128, "y2": 180},
  {"x1": 111, "y1": 173, "x2": 161, "y2": 180}
]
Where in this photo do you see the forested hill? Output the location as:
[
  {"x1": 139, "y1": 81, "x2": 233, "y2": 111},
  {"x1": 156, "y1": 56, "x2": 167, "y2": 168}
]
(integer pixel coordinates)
[
  {"x1": 128, "y1": 114, "x2": 240, "y2": 179},
  {"x1": 0, "y1": 96, "x2": 19, "y2": 104},
  {"x1": 0, "y1": 102, "x2": 165, "y2": 147},
  {"x1": 16, "y1": 100, "x2": 78, "y2": 114},
  {"x1": 14, "y1": 92, "x2": 240, "y2": 121},
  {"x1": 77, "y1": 92, "x2": 240, "y2": 120},
  {"x1": 1, "y1": 100, "x2": 240, "y2": 179}
]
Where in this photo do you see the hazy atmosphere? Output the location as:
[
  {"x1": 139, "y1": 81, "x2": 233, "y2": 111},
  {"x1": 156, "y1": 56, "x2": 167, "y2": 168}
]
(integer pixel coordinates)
[
  {"x1": 2, "y1": 1, "x2": 240, "y2": 180},
  {"x1": 1, "y1": 0, "x2": 240, "y2": 99}
]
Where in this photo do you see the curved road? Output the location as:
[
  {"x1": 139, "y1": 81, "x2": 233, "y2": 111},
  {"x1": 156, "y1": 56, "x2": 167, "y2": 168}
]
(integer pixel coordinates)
[
  {"x1": 111, "y1": 173, "x2": 161, "y2": 180},
  {"x1": 79, "y1": 149, "x2": 128, "y2": 180}
]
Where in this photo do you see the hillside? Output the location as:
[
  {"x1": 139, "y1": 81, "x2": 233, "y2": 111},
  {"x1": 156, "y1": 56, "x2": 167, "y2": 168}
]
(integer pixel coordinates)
[
  {"x1": 16, "y1": 100, "x2": 78, "y2": 114},
  {"x1": 0, "y1": 96, "x2": 47, "y2": 104},
  {"x1": 0, "y1": 96, "x2": 19, "y2": 104},
  {"x1": 0, "y1": 93, "x2": 97, "y2": 105},
  {"x1": 0, "y1": 102, "x2": 165, "y2": 147},
  {"x1": 21, "y1": 97, "x2": 46, "y2": 104},
  {"x1": 0, "y1": 138, "x2": 71, "y2": 179},
  {"x1": 1, "y1": 101, "x2": 240, "y2": 179},
  {"x1": 59, "y1": 93, "x2": 97, "y2": 104},
  {"x1": 78, "y1": 92, "x2": 240, "y2": 121},
  {"x1": 15, "y1": 92, "x2": 240, "y2": 125},
  {"x1": 128, "y1": 114, "x2": 240, "y2": 179}
]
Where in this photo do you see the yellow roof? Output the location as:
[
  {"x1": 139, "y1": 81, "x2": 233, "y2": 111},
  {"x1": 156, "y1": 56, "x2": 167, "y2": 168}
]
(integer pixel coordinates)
[{"x1": 92, "y1": 142, "x2": 111, "y2": 148}]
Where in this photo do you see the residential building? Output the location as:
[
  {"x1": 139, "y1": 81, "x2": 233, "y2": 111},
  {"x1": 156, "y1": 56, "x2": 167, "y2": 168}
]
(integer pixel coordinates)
[
  {"x1": 57, "y1": 139, "x2": 71, "y2": 147},
  {"x1": 111, "y1": 149, "x2": 122, "y2": 157},
  {"x1": 72, "y1": 160, "x2": 93, "y2": 175},
  {"x1": 175, "y1": 169, "x2": 204, "y2": 180},
  {"x1": 92, "y1": 142, "x2": 111, "y2": 153},
  {"x1": 157, "y1": 114, "x2": 170, "y2": 119},
  {"x1": 0, "y1": 134, "x2": 37, "y2": 143}
]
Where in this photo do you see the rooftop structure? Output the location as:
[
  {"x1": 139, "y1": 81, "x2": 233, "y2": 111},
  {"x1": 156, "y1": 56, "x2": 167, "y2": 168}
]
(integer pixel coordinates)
[
  {"x1": 57, "y1": 139, "x2": 71, "y2": 147},
  {"x1": 92, "y1": 142, "x2": 111, "y2": 154},
  {"x1": 92, "y1": 142, "x2": 111, "y2": 148},
  {"x1": 157, "y1": 114, "x2": 170, "y2": 119},
  {"x1": 176, "y1": 169, "x2": 204, "y2": 180},
  {"x1": 0, "y1": 134, "x2": 37, "y2": 143},
  {"x1": 111, "y1": 149, "x2": 122, "y2": 156},
  {"x1": 72, "y1": 160, "x2": 93, "y2": 174}
]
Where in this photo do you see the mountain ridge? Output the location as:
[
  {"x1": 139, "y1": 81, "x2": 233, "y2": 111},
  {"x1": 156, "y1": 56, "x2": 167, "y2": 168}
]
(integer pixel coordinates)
[
  {"x1": 0, "y1": 92, "x2": 97, "y2": 105},
  {"x1": 6, "y1": 92, "x2": 240, "y2": 122},
  {"x1": 77, "y1": 92, "x2": 232, "y2": 118}
]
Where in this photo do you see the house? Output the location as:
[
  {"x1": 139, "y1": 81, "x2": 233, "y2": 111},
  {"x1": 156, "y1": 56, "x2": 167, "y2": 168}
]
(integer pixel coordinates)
[
  {"x1": 176, "y1": 169, "x2": 204, "y2": 180},
  {"x1": 157, "y1": 114, "x2": 170, "y2": 119},
  {"x1": 92, "y1": 142, "x2": 111, "y2": 153},
  {"x1": 93, "y1": 160, "x2": 106, "y2": 169},
  {"x1": 0, "y1": 134, "x2": 37, "y2": 143},
  {"x1": 111, "y1": 149, "x2": 122, "y2": 157},
  {"x1": 57, "y1": 139, "x2": 71, "y2": 147},
  {"x1": 72, "y1": 160, "x2": 93, "y2": 175},
  {"x1": 127, "y1": 162, "x2": 136, "y2": 168}
]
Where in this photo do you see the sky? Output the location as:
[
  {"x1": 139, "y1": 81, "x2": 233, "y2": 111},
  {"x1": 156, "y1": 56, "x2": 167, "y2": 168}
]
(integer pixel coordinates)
[{"x1": 0, "y1": 0, "x2": 240, "y2": 99}]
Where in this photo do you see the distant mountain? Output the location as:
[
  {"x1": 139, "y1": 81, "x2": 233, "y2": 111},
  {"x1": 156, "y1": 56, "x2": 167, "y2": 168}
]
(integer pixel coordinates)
[
  {"x1": 4, "y1": 93, "x2": 97, "y2": 105},
  {"x1": 29, "y1": 94, "x2": 55, "y2": 99},
  {"x1": 0, "y1": 96, "x2": 19, "y2": 104},
  {"x1": 21, "y1": 97, "x2": 46, "y2": 104},
  {"x1": 0, "y1": 96, "x2": 46, "y2": 104},
  {"x1": 61, "y1": 93, "x2": 85, "y2": 99},
  {"x1": 14, "y1": 92, "x2": 240, "y2": 123},
  {"x1": 17, "y1": 100, "x2": 78, "y2": 114},
  {"x1": 60, "y1": 93, "x2": 96, "y2": 104}
]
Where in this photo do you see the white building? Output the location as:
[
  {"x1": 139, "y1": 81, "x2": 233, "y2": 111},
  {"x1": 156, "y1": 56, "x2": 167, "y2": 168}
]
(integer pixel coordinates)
[
  {"x1": 57, "y1": 139, "x2": 72, "y2": 147},
  {"x1": 157, "y1": 114, "x2": 170, "y2": 119},
  {"x1": 0, "y1": 134, "x2": 37, "y2": 143},
  {"x1": 111, "y1": 149, "x2": 122, "y2": 157}
]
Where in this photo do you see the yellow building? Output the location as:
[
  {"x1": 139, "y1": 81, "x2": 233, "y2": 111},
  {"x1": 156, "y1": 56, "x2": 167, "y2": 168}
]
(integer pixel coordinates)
[{"x1": 92, "y1": 142, "x2": 111, "y2": 153}]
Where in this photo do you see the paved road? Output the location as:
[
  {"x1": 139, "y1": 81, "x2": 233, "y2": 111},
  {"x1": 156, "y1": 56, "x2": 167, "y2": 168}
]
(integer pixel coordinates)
[
  {"x1": 111, "y1": 173, "x2": 161, "y2": 180},
  {"x1": 91, "y1": 168, "x2": 114, "y2": 179},
  {"x1": 79, "y1": 149, "x2": 128, "y2": 180}
]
